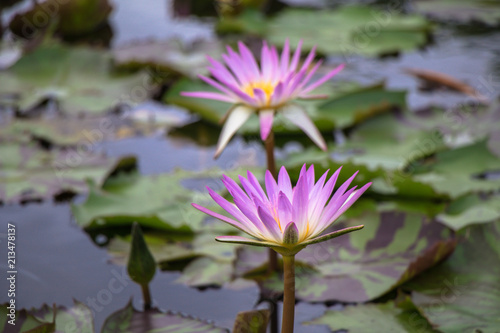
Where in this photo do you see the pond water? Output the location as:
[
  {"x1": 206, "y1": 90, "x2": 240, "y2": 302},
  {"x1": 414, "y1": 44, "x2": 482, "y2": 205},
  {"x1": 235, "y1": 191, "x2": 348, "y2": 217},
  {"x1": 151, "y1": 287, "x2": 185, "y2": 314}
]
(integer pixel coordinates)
[{"x1": 1, "y1": 0, "x2": 500, "y2": 332}]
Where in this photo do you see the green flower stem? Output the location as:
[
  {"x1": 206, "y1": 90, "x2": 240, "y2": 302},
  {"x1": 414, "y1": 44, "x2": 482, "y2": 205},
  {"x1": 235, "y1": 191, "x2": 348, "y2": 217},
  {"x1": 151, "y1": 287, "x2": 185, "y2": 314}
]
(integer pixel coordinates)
[
  {"x1": 281, "y1": 255, "x2": 295, "y2": 333},
  {"x1": 141, "y1": 283, "x2": 152, "y2": 310},
  {"x1": 265, "y1": 130, "x2": 279, "y2": 273}
]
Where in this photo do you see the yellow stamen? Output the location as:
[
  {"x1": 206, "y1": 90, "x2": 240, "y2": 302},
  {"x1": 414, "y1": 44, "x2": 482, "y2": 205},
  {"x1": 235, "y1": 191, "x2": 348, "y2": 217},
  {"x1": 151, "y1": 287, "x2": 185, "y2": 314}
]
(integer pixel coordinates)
[{"x1": 242, "y1": 81, "x2": 275, "y2": 103}]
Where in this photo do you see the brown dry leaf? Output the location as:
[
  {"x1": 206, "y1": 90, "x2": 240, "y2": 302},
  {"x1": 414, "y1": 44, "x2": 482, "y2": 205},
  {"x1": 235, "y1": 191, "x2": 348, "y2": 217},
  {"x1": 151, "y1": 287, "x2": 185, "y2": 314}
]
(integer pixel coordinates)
[{"x1": 403, "y1": 67, "x2": 487, "y2": 101}]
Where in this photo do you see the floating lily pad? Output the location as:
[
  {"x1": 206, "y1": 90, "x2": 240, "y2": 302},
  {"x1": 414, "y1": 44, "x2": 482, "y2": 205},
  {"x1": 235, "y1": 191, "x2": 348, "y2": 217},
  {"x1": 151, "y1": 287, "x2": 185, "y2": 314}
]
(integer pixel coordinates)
[
  {"x1": 0, "y1": 142, "x2": 132, "y2": 204},
  {"x1": 284, "y1": 108, "x2": 500, "y2": 199},
  {"x1": 436, "y1": 194, "x2": 500, "y2": 231},
  {"x1": 113, "y1": 39, "x2": 223, "y2": 79},
  {"x1": 415, "y1": 0, "x2": 500, "y2": 26},
  {"x1": 9, "y1": 0, "x2": 112, "y2": 38},
  {"x1": 107, "y1": 232, "x2": 239, "y2": 287},
  {"x1": 267, "y1": 6, "x2": 433, "y2": 56},
  {"x1": 305, "y1": 301, "x2": 438, "y2": 333},
  {"x1": 72, "y1": 167, "x2": 261, "y2": 232},
  {"x1": 0, "y1": 42, "x2": 152, "y2": 114},
  {"x1": 405, "y1": 221, "x2": 500, "y2": 333},
  {"x1": 102, "y1": 301, "x2": 228, "y2": 333},
  {"x1": 412, "y1": 140, "x2": 500, "y2": 198},
  {"x1": 261, "y1": 207, "x2": 455, "y2": 303},
  {"x1": 165, "y1": 78, "x2": 406, "y2": 134},
  {"x1": 0, "y1": 300, "x2": 93, "y2": 333},
  {"x1": 0, "y1": 111, "x2": 186, "y2": 146}
]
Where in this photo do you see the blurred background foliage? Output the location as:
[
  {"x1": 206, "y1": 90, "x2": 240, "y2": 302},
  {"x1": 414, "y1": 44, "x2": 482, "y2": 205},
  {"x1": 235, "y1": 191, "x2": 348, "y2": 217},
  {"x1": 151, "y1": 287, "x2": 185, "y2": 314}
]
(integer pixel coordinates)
[{"x1": 1, "y1": 0, "x2": 500, "y2": 332}]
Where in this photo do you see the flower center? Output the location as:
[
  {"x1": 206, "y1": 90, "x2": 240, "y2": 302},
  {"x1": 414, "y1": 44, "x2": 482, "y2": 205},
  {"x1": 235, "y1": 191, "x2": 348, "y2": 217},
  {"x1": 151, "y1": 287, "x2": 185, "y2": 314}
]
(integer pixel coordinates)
[{"x1": 242, "y1": 81, "x2": 275, "y2": 102}]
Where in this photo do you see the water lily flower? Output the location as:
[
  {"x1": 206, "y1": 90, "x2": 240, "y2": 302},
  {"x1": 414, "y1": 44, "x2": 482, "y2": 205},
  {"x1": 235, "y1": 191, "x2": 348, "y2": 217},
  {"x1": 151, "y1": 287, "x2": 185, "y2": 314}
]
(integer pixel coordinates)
[
  {"x1": 192, "y1": 164, "x2": 370, "y2": 256},
  {"x1": 181, "y1": 40, "x2": 344, "y2": 158}
]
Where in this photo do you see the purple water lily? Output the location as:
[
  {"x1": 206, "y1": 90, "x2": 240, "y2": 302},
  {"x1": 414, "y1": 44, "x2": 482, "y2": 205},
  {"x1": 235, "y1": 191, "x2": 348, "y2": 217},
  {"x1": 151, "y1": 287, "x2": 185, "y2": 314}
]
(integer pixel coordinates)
[
  {"x1": 193, "y1": 165, "x2": 371, "y2": 255},
  {"x1": 181, "y1": 40, "x2": 344, "y2": 158}
]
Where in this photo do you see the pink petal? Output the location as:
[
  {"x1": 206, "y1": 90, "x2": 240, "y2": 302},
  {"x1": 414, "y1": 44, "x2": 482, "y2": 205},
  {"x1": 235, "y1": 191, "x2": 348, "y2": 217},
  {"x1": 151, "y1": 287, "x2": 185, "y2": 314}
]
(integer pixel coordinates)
[
  {"x1": 280, "y1": 104, "x2": 327, "y2": 151},
  {"x1": 259, "y1": 109, "x2": 274, "y2": 141},
  {"x1": 215, "y1": 105, "x2": 253, "y2": 158},
  {"x1": 238, "y1": 41, "x2": 260, "y2": 79},
  {"x1": 292, "y1": 171, "x2": 309, "y2": 236},
  {"x1": 278, "y1": 166, "x2": 293, "y2": 200},
  {"x1": 280, "y1": 39, "x2": 290, "y2": 76},
  {"x1": 302, "y1": 63, "x2": 345, "y2": 94},
  {"x1": 192, "y1": 203, "x2": 254, "y2": 236},
  {"x1": 180, "y1": 91, "x2": 234, "y2": 103},
  {"x1": 257, "y1": 206, "x2": 283, "y2": 242},
  {"x1": 289, "y1": 40, "x2": 303, "y2": 72},
  {"x1": 264, "y1": 169, "x2": 279, "y2": 206}
]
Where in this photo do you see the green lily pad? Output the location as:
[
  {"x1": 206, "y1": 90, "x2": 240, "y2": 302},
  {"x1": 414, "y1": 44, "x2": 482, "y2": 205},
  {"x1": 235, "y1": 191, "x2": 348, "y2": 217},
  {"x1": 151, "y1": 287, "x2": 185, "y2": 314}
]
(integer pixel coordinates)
[
  {"x1": 267, "y1": 6, "x2": 433, "y2": 57},
  {"x1": 72, "y1": 167, "x2": 261, "y2": 232},
  {"x1": 436, "y1": 194, "x2": 500, "y2": 231},
  {"x1": 415, "y1": 0, "x2": 500, "y2": 26},
  {"x1": 261, "y1": 206, "x2": 455, "y2": 303},
  {"x1": 107, "y1": 232, "x2": 239, "y2": 287},
  {"x1": 0, "y1": 111, "x2": 185, "y2": 146},
  {"x1": 0, "y1": 42, "x2": 151, "y2": 114},
  {"x1": 165, "y1": 78, "x2": 406, "y2": 134},
  {"x1": 0, "y1": 142, "x2": 132, "y2": 204},
  {"x1": 113, "y1": 39, "x2": 223, "y2": 79},
  {"x1": 0, "y1": 304, "x2": 55, "y2": 332},
  {"x1": 412, "y1": 140, "x2": 500, "y2": 198},
  {"x1": 0, "y1": 301, "x2": 93, "y2": 333},
  {"x1": 305, "y1": 301, "x2": 438, "y2": 333},
  {"x1": 176, "y1": 257, "x2": 234, "y2": 287},
  {"x1": 9, "y1": 0, "x2": 112, "y2": 38},
  {"x1": 101, "y1": 301, "x2": 228, "y2": 333},
  {"x1": 405, "y1": 221, "x2": 500, "y2": 333}
]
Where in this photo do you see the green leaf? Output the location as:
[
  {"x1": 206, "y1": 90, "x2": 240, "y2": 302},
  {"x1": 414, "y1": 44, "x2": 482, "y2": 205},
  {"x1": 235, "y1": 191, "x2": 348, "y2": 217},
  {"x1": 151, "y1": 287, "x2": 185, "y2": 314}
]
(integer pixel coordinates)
[
  {"x1": 101, "y1": 301, "x2": 228, "y2": 333},
  {"x1": 405, "y1": 221, "x2": 500, "y2": 333},
  {"x1": 267, "y1": 6, "x2": 433, "y2": 56},
  {"x1": 175, "y1": 257, "x2": 233, "y2": 287},
  {"x1": 305, "y1": 301, "x2": 439, "y2": 333},
  {"x1": 0, "y1": 42, "x2": 151, "y2": 114},
  {"x1": 261, "y1": 206, "x2": 456, "y2": 302},
  {"x1": 72, "y1": 167, "x2": 262, "y2": 232},
  {"x1": 107, "y1": 232, "x2": 238, "y2": 287},
  {"x1": 316, "y1": 83, "x2": 407, "y2": 129},
  {"x1": 415, "y1": 0, "x2": 500, "y2": 25},
  {"x1": 113, "y1": 39, "x2": 223, "y2": 79},
  {"x1": 0, "y1": 304, "x2": 55, "y2": 333},
  {"x1": 0, "y1": 301, "x2": 94, "y2": 333},
  {"x1": 232, "y1": 309, "x2": 270, "y2": 333},
  {"x1": 0, "y1": 142, "x2": 132, "y2": 204},
  {"x1": 436, "y1": 194, "x2": 500, "y2": 230},
  {"x1": 412, "y1": 140, "x2": 500, "y2": 198},
  {"x1": 127, "y1": 223, "x2": 157, "y2": 285},
  {"x1": 9, "y1": 0, "x2": 112, "y2": 38},
  {"x1": 0, "y1": 111, "x2": 186, "y2": 146}
]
